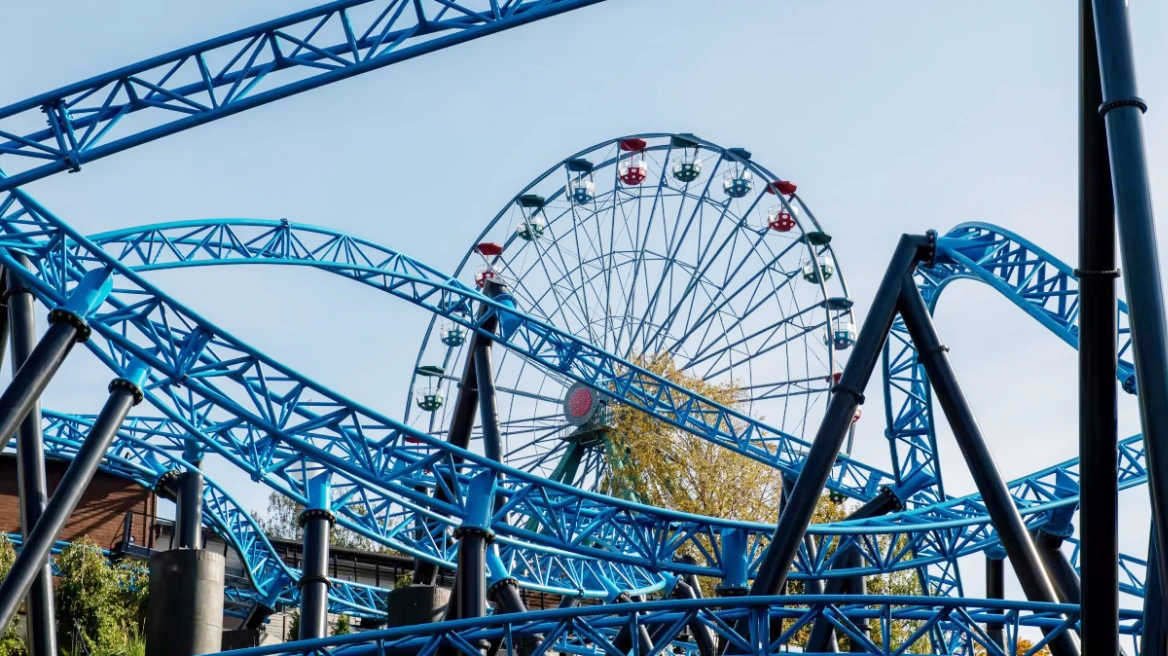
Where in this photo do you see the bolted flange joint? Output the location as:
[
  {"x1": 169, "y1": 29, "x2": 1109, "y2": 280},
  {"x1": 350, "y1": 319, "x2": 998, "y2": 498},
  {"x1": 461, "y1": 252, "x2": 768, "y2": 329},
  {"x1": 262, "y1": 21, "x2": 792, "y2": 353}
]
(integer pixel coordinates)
[
  {"x1": 487, "y1": 577, "x2": 520, "y2": 597},
  {"x1": 109, "y1": 377, "x2": 145, "y2": 405},
  {"x1": 297, "y1": 507, "x2": 336, "y2": 528},
  {"x1": 48, "y1": 308, "x2": 91, "y2": 342},
  {"x1": 453, "y1": 525, "x2": 494, "y2": 541}
]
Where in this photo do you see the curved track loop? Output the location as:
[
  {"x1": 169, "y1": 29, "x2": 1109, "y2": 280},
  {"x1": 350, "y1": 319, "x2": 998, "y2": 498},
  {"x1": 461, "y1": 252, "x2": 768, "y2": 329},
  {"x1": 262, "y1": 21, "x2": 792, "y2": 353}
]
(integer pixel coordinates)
[
  {"x1": 883, "y1": 222, "x2": 1140, "y2": 595},
  {"x1": 167, "y1": 596, "x2": 1140, "y2": 656},
  {"x1": 36, "y1": 411, "x2": 391, "y2": 618},
  {"x1": 32, "y1": 216, "x2": 1147, "y2": 593}
]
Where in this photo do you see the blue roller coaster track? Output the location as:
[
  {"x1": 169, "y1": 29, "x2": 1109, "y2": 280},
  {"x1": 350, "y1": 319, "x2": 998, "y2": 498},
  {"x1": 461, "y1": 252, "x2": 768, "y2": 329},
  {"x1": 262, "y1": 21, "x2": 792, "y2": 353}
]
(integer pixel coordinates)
[{"x1": 0, "y1": 0, "x2": 1159, "y2": 654}]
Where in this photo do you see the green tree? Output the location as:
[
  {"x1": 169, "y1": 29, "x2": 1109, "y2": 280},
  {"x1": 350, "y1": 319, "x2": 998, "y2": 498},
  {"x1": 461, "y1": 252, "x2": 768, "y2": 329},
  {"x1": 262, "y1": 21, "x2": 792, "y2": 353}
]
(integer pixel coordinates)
[
  {"x1": 0, "y1": 535, "x2": 26, "y2": 656},
  {"x1": 250, "y1": 491, "x2": 377, "y2": 550},
  {"x1": 333, "y1": 613, "x2": 351, "y2": 636},
  {"x1": 55, "y1": 537, "x2": 149, "y2": 655},
  {"x1": 285, "y1": 610, "x2": 301, "y2": 642},
  {"x1": 604, "y1": 353, "x2": 928, "y2": 651}
]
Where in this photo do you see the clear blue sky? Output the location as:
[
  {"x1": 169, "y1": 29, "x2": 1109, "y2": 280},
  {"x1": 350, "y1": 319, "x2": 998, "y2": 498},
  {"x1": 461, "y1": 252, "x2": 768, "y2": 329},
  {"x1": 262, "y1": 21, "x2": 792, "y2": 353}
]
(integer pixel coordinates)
[{"x1": 3, "y1": 0, "x2": 1167, "y2": 605}]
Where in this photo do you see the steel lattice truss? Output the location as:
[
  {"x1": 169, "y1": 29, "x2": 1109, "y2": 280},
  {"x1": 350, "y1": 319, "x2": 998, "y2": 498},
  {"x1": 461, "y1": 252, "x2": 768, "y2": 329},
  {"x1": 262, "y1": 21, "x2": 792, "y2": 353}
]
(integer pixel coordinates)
[
  {"x1": 0, "y1": 0, "x2": 605, "y2": 191},
  {"x1": 0, "y1": 0, "x2": 1155, "y2": 648},
  {"x1": 0, "y1": 202, "x2": 1146, "y2": 616},
  {"x1": 121, "y1": 595, "x2": 1141, "y2": 656}
]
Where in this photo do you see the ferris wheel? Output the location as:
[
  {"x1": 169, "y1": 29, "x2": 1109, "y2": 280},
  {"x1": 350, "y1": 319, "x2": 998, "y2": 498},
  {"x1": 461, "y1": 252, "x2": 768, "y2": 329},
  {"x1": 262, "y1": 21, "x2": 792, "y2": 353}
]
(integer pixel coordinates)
[{"x1": 406, "y1": 133, "x2": 854, "y2": 492}]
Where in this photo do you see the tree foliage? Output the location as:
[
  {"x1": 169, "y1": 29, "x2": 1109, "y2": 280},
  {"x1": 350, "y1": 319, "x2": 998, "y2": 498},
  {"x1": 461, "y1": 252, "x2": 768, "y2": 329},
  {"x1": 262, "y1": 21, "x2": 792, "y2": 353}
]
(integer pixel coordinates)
[
  {"x1": 604, "y1": 353, "x2": 782, "y2": 521},
  {"x1": 250, "y1": 491, "x2": 376, "y2": 550},
  {"x1": 55, "y1": 536, "x2": 149, "y2": 655},
  {"x1": 603, "y1": 353, "x2": 930, "y2": 652},
  {"x1": 333, "y1": 613, "x2": 352, "y2": 636},
  {"x1": 974, "y1": 639, "x2": 1051, "y2": 656},
  {"x1": 0, "y1": 535, "x2": 25, "y2": 656}
]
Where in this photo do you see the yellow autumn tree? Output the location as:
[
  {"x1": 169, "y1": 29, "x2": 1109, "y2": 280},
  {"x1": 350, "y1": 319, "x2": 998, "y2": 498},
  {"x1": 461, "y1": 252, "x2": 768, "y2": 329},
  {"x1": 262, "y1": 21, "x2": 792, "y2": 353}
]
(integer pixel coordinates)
[
  {"x1": 601, "y1": 352, "x2": 930, "y2": 652},
  {"x1": 602, "y1": 353, "x2": 783, "y2": 522}
]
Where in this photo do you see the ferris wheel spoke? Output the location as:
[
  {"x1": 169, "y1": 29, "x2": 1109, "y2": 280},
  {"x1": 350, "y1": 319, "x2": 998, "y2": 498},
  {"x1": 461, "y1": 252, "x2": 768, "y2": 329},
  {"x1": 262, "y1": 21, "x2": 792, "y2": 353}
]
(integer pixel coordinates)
[
  {"x1": 689, "y1": 312, "x2": 828, "y2": 381},
  {"x1": 614, "y1": 146, "x2": 675, "y2": 356},
  {"x1": 645, "y1": 181, "x2": 771, "y2": 352},
  {"x1": 625, "y1": 161, "x2": 720, "y2": 357},
  {"x1": 681, "y1": 276, "x2": 820, "y2": 367},
  {"x1": 669, "y1": 242, "x2": 804, "y2": 355}
]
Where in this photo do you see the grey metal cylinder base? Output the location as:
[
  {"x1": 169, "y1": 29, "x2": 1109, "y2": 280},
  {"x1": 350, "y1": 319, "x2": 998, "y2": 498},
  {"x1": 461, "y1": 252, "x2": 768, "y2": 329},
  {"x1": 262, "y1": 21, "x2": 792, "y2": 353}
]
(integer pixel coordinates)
[
  {"x1": 385, "y1": 585, "x2": 453, "y2": 627},
  {"x1": 146, "y1": 550, "x2": 225, "y2": 656}
]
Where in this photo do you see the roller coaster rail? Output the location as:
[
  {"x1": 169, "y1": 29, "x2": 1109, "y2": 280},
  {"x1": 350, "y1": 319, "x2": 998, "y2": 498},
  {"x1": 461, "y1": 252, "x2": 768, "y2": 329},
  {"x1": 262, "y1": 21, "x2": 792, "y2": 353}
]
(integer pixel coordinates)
[
  {"x1": 0, "y1": 0, "x2": 1160, "y2": 652},
  {"x1": 0, "y1": 202, "x2": 1149, "y2": 599}
]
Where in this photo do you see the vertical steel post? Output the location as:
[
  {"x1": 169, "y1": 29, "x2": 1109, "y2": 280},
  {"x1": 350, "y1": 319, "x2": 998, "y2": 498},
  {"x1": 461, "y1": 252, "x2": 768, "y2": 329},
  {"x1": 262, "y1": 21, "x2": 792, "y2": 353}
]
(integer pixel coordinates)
[
  {"x1": 5, "y1": 258, "x2": 54, "y2": 656},
  {"x1": 1078, "y1": 0, "x2": 1121, "y2": 651},
  {"x1": 4, "y1": 264, "x2": 111, "y2": 656},
  {"x1": 455, "y1": 473, "x2": 494, "y2": 621},
  {"x1": 1143, "y1": 531, "x2": 1166, "y2": 656},
  {"x1": 1090, "y1": 0, "x2": 1168, "y2": 604},
  {"x1": 0, "y1": 362, "x2": 146, "y2": 634},
  {"x1": 750, "y1": 234, "x2": 929, "y2": 597},
  {"x1": 298, "y1": 473, "x2": 334, "y2": 640},
  {"x1": 985, "y1": 547, "x2": 1006, "y2": 651},
  {"x1": 416, "y1": 280, "x2": 505, "y2": 584},
  {"x1": 172, "y1": 471, "x2": 204, "y2": 550},
  {"x1": 806, "y1": 488, "x2": 901, "y2": 651},
  {"x1": 898, "y1": 277, "x2": 1079, "y2": 656}
]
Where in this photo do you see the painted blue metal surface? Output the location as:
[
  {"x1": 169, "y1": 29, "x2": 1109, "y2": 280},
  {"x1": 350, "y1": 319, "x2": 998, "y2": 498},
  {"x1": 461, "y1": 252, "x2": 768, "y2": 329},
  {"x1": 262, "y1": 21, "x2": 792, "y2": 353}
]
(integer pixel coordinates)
[
  {"x1": 0, "y1": 212, "x2": 1139, "y2": 605},
  {"x1": 0, "y1": 0, "x2": 607, "y2": 192}
]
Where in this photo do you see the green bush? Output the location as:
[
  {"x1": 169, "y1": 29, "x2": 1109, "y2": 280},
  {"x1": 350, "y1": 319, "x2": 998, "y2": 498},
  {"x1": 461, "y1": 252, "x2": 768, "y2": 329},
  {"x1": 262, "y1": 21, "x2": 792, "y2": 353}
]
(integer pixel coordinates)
[
  {"x1": 0, "y1": 535, "x2": 26, "y2": 656},
  {"x1": 333, "y1": 614, "x2": 351, "y2": 636},
  {"x1": 285, "y1": 610, "x2": 301, "y2": 642},
  {"x1": 55, "y1": 537, "x2": 149, "y2": 653}
]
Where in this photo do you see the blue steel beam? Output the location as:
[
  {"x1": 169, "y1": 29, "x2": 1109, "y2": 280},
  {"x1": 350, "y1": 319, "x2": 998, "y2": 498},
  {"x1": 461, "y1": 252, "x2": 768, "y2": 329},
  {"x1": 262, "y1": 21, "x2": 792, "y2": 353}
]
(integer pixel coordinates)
[
  {"x1": 33, "y1": 411, "x2": 390, "y2": 619},
  {"x1": 0, "y1": 0, "x2": 607, "y2": 192},
  {"x1": 173, "y1": 596, "x2": 1136, "y2": 656},
  {"x1": 6, "y1": 213, "x2": 1149, "y2": 593}
]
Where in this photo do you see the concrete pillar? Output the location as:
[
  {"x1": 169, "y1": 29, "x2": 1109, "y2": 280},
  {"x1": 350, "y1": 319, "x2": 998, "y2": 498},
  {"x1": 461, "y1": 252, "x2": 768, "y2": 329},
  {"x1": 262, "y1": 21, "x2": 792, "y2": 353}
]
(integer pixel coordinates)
[{"x1": 145, "y1": 549, "x2": 225, "y2": 655}]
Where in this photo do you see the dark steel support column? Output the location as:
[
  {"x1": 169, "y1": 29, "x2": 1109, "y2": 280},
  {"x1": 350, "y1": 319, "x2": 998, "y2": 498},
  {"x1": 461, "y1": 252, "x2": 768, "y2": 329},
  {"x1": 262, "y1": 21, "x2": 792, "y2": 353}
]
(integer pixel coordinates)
[
  {"x1": 1079, "y1": 0, "x2": 1121, "y2": 651},
  {"x1": 6, "y1": 258, "x2": 54, "y2": 656},
  {"x1": 0, "y1": 362, "x2": 145, "y2": 636},
  {"x1": 298, "y1": 474, "x2": 335, "y2": 640},
  {"x1": 1033, "y1": 529, "x2": 1083, "y2": 605},
  {"x1": 1143, "y1": 531, "x2": 1166, "y2": 656},
  {"x1": 5, "y1": 264, "x2": 110, "y2": 656},
  {"x1": 474, "y1": 341, "x2": 502, "y2": 463},
  {"x1": 986, "y1": 548, "x2": 1006, "y2": 651},
  {"x1": 173, "y1": 471, "x2": 204, "y2": 550},
  {"x1": 750, "y1": 235, "x2": 930, "y2": 597},
  {"x1": 806, "y1": 489, "x2": 902, "y2": 651},
  {"x1": 845, "y1": 550, "x2": 869, "y2": 653},
  {"x1": 1091, "y1": 0, "x2": 1168, "y2": 606},
  {"x1": 897, "y1": 277, "x2": 1079, "y2": 656},
  {"x1": 610, "y1": 591, "x2": 654, "y2": 656},
  {"x1": 416, "y1": 281, "x2": 505, "y2": 585},
  {"x1": 485, "y1": 549, "x2": 541, "y2": 656}
]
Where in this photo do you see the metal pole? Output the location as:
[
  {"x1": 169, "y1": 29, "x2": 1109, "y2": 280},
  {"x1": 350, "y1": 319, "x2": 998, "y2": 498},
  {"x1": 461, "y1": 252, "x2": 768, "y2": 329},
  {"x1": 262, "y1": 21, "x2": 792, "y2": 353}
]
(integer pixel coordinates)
[
  {"x1": 485, "y1": 548, "x2": 541, "y2": 656},
  {"x1": 0, "y1": 269, "x2": 9, "y2": 373},
  {"x1": 1090, "y1": 0, "x2": 1168, "y2": 604},
  {"x1": 1078, "y1": 0, "x2": 1121, "y2": 651},
  {"x1": 845, "y1": 549, "x2": 869, "y2": 653},
  {"x1": 897, "y1": 277, "x2": 1079, "y2": 656},
  {"x1": 3, "y1": 264, "x2": 110, "y2": 656},
  {"x1": 986, "y1": 547, "x2": 1006, "y2": 651},
  {"x1": 806, "y1": 489, "x2": 901, "y2": 651},
  {"x1": 1033, "y1": 529, "x2": 1083, "y2": 605},
  {"x1": 0, "y1": 363, "x2": 145, "y2": 635},
  {"x1": 474, "y1": 340, "x2": 502, "y2": 463},
  {"x1": 750, "y1": 234, "x2": 930, "y2": 597},
  {"x1": 5, "y1": 257, "x2": 54, "y2": 656},
  {"x1": 172, "y1": 471, "x2": 204, "y2": 550},
  {"x1": 299, "y1": 474, "x2": 334, "y2": 640},
  {"x1": 416, "y1": 281, "x2": 504, "y2": 585},
  {"x1": 1143, "y1": 531, "x2": 1166, "y2": 656}
]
